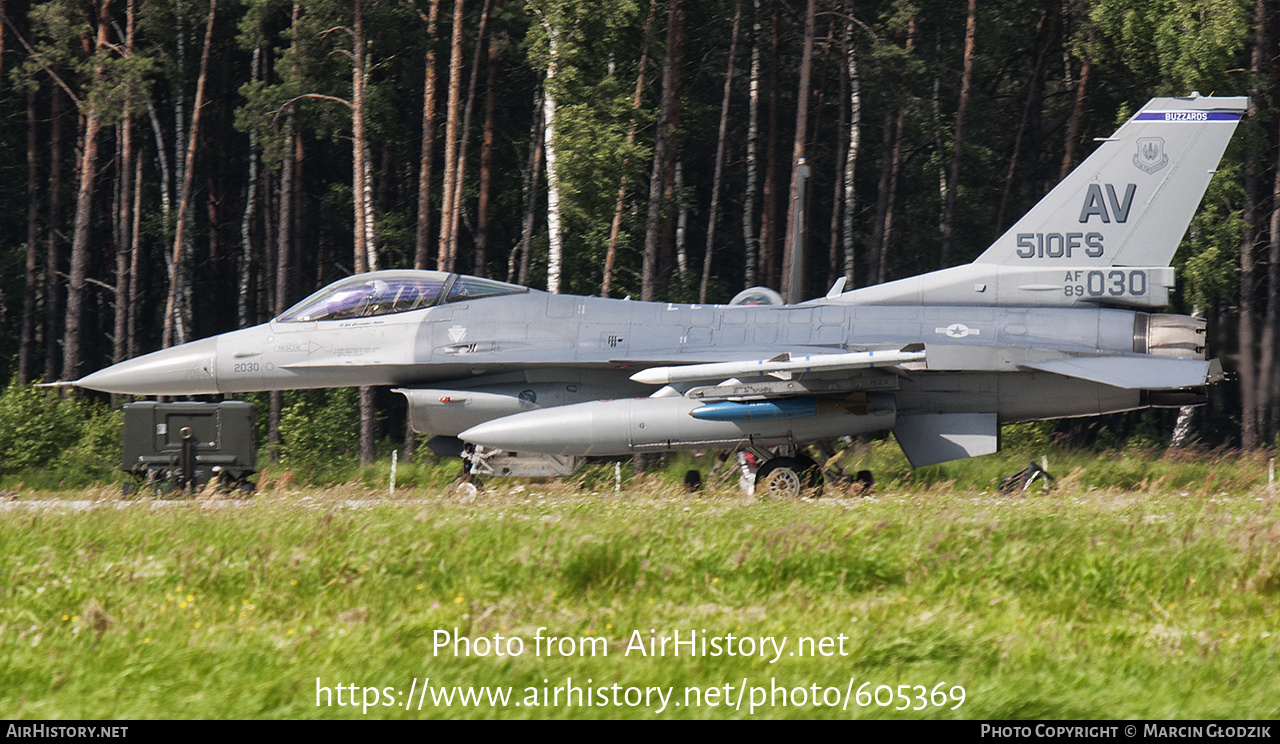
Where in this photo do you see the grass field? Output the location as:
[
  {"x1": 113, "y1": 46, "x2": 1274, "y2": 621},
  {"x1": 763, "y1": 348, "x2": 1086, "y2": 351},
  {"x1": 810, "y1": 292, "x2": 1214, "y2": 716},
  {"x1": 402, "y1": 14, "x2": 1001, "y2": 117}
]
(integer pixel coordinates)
[{"x1": 3, "y1": 450, "x2": 1279, "y2": 719}]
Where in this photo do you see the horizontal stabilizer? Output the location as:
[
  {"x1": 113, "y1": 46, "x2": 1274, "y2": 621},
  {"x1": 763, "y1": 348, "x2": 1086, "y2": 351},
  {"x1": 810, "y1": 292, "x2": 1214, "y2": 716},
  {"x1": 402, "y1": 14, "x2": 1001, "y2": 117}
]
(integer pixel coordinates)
[
  {"x1": 894, "y1": 413, "x2": 998, "y2": 468},
  {"x1": 1020, "y1": 356, "x2": 1220, "y2": 390}
]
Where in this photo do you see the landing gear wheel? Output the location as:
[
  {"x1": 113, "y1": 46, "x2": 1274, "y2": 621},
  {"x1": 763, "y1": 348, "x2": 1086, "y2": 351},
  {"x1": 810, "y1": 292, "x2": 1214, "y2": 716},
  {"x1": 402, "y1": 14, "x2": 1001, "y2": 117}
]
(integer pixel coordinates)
[
  {"x1": 852, "y1": 469, "x2": 875, "y2": 496},
  {"x1": 445, "y1": 476, "x2": 483, "y2": 501},
  {"x1": 754, "y1": 456, "x2": 822, "y2": 498}
]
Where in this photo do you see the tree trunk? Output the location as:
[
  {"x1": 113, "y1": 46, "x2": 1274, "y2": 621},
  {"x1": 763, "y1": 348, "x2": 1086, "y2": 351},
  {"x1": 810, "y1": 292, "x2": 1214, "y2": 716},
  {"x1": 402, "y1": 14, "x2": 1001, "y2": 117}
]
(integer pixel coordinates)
[
  {"x1": 1239, "y1": 0, "x2": 1265, "y2": 450},
  {"x1": 932, "y1": 73, "x2": 946, "y2": 240},
  {"x1": 268, "y1": 128, "x2": 296, "y2": 462},
  {"x1": 145, "y1": 95, "x2": 172, "y2": 250},
  {"x1": 876, "y1": 105, "x2": 906, "y2": 284},
  {"x1": 268, "y1": 4, "x2": 299, "y2": 460},
  {"x1": 698, "y1": 0, "x2": 741, "y2": 304},
  {"x1": 828, "y1": 19, "x2": 847, "y2": 289},
  {"x1": 239, "y1": 44, "x2": 261, "y2": 329},
  {"x1": 868, "y1": 15, "x2": 914, "y2": 285},
  {"x1": 353, "y1": 1, "x2": 377, "y2": 465},
  {"x1": 448, "y1": 0, "x2": 493, "y2": 273},
  {"x1": 1262, "y1": 156, "x2": 1280, "y2": 440},
  {"x1": 939, "y1": 0, "x2": 976, "y2": 266},
  {"x1": 0, "y1": 0, "x2": 6, "y2": 102},
  {"x1": 359, "y1": 386, "x2": 377, "y2": 466},
  {"x1": 511, "y1": 89, "x2": 543, "y2": 285},
  {"x1": 172, "y1": 2, "x2": 191, "y2": 346},
  {"x1": 656, "y1": 16, "x2": 685, "y2": 294},
  {"x1": 759, "y1": 0, "x2": 781, "y2": 290},
  {"x1": 352, "y1": 0, "x2": 376, "y2": 275},
  {"x1": 414, "y1": 0, "x2": 442, "y2": 270},
  {"x1": 674, "y1": 160, "x2": 688, "y2": 277},
  {"x1": 603, "y1": 0, "x2": 657, "y2": 298},
  {"x1": 63, "y1": 0, "x2": 113, "y2": 380},
  {"x1": 162, "y1": 0, "x2": 217, "y2": 350},
  {"x1": 640, "y1": 0, "x2": 685, "y2": 302},
  {"x1": 127, "y1": 149, "x2": 142, "y2": 359},
  {"x1": 20, "y1": 88, "x2": 38, "y2": 384},
  {"x1": 996, "y1": 2, "x2": 1051, "y2": 234},
  {"x1": 867, "y1": 108, "x2": 893, "y2": 283},
  {"x1": 1059, "y1": 56, "x2": 1090, "y2": 181},
  {"x1": 113, "y1": 0, "x2": 138, "y2": 368},
  {"x1": 780, "y1": 0, "x2": 815, "y2": 302},
  {"x1": 841, "y1": 4, "x2": 860, "y2": 285},
  {"x1": 475, "y1": 28, "x2": 500, "y2": 278},
  {"x1": 45, "y1": 89, "x2": 64, "y2": 383},
  {"x1": 742, "y1": 0, "x2": 762, "y2": 288},
  {"x1": 543, "y1": 21, "x2": 563, "y2": 293},
  {"x1": 438, "y1": 0, "x2": 466, "y2": 272},
  {"x1": 114, "y1": 116, "x2": 133, "y2": 366},
  {"x1": 276, "y1": 142, "x2": 296, "y2": 314}
]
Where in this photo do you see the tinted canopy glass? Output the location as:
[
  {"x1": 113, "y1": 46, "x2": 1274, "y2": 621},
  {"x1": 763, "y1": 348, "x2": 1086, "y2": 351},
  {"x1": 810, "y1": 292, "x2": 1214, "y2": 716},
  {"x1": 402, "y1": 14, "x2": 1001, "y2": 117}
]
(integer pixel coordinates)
[
  {"x1": 276, "y1": 272, "x2": 449, "y2": 322},
  {"x1": 445, "y1": 276, "x2": 528, "y2": 303}
]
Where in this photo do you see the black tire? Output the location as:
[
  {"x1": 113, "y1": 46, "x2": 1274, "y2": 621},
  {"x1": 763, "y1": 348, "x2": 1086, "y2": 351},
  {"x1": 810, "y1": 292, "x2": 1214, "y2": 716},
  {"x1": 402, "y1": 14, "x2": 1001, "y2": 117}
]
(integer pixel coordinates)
[
  {"x1": 754, "y1": 456, "x2": 823, "y2": 498},
  {"x1": 852, "y1": 469, "x2": 875, "y2": 496}
]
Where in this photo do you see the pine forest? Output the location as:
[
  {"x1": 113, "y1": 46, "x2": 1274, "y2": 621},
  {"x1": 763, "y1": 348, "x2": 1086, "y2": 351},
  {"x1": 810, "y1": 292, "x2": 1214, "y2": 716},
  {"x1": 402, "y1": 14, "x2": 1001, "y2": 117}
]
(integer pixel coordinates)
[{"x1": 0, "y1": 0, "x2": 1277, "y2": 465}]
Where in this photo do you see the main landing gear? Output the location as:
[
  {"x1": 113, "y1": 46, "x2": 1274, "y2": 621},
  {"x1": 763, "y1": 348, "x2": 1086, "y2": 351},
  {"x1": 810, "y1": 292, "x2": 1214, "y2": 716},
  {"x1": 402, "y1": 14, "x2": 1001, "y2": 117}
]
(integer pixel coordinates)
[
  {"x1": 751, "y1": 448, "x2": 824, "y2": 499},
  {"x1": 745, "y1": 443, "x2": 875, "y2": 499}
]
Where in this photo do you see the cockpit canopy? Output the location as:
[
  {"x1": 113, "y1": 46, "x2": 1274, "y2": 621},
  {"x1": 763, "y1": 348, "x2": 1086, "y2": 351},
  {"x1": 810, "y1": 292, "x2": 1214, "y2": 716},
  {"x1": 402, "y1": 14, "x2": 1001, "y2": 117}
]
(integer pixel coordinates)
[{"x1": 276, "y1": 271, "x2": 527, "y2": 322}]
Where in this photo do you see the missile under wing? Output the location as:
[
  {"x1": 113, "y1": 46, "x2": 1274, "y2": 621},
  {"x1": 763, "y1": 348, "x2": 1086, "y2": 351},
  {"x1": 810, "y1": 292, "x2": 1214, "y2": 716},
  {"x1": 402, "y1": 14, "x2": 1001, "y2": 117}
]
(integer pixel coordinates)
[{"x1": 74, "y1": 94, "x2": 1245, "y2": 489}]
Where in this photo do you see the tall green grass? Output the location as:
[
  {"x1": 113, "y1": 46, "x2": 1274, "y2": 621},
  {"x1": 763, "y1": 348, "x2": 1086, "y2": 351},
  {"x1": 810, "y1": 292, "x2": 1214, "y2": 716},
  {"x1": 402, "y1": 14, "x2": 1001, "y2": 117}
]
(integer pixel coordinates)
[{"x1": 2, "y1": 474, "x2": 1278, "y2": 719}]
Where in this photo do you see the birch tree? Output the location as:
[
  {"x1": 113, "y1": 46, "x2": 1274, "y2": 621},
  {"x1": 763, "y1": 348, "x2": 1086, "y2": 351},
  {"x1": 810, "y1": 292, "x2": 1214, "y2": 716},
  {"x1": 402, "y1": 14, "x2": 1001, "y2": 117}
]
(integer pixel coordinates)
[
  {"x1": 742, "y1": 0, "x2": 762, "y2": 288},
  {"x1": 540, "y1": 11, "x2": 563, "y2": 293}
]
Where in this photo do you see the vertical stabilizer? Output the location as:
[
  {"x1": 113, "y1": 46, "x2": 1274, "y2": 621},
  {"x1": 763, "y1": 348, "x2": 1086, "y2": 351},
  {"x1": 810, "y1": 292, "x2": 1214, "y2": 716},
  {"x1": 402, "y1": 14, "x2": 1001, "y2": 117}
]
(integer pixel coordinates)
[{"x1": 974, "y1": 94, "x2": 1247, "y2": 268}]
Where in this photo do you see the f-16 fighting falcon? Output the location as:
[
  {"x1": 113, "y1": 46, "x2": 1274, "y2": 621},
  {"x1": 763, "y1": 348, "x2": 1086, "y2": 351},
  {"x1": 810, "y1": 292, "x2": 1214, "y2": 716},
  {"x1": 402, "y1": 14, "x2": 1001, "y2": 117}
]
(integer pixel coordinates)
[{"x1": 73, "y1": 94, "x2": 1245, "y2": 495}]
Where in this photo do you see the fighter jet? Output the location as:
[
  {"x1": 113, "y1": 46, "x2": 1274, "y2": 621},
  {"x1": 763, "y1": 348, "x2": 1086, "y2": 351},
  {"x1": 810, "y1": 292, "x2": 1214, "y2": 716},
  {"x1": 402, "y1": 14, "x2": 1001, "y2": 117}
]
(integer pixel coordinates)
[{"x1": 75, "y1": 94, "x2": 1245, "y2": 495}]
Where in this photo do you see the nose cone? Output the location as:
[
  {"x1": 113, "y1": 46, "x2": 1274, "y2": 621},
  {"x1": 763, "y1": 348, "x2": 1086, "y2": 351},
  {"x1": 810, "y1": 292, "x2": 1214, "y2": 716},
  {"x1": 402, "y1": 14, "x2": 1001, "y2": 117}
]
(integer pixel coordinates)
[{"x1": 76, "y1": 337, "x2": 219, "y2": 395}]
